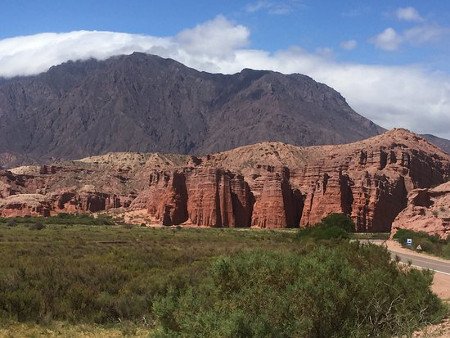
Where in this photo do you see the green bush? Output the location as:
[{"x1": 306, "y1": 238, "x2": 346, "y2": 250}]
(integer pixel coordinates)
[
  {"x1": 393, "y1": 229, "x2": 449, "y2": 258},
  {"x1": 297, "y1": 224, "x2": 349, "y2": 240},
  {"x1": 0, "y1": 213, "x2": 116, "y2": 227},
  {"x1": 29, "y1": 222, "x2": 45, "y2": 230},
  {"x1": 153, "y1": 243, "x2": 445, "y2": 337},
  {"x1": 320, "y1": 213, "x2": 355, "y2": 232},
  {"x1": 296, "y1": 213, "x2": 355, "y2": 241},
  {"x1": 6, "y1": 219, "x2": 17, "y2": 227}
]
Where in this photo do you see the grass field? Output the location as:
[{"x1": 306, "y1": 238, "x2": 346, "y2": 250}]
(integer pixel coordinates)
[{"x1": 0, "y1": 216, "x2": 446, "y2": 337}]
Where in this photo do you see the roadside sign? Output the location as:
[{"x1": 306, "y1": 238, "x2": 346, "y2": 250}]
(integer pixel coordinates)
[{"x1": 406, "y1": 238, "x2": 412, "y2": 246}]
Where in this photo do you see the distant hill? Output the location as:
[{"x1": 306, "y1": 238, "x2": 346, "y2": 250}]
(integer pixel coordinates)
[
  {"x1": 421, "y1": 134, "x2": 450, "y2": 154},
  {"x1": 0, "y1": 52, "x2": 384, "y2": 167}
]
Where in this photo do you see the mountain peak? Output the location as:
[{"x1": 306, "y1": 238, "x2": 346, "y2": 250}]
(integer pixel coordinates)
[{"x1": 0, "y1": 52, "x2": 445, "y2": 168}]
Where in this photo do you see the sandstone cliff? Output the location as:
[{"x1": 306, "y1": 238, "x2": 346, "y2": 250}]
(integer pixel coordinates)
[
  {"x1": 392, "y1": 182, "x2": 450, "y2": 239},
  {"x1": 1, "y1": 129, "x2": 449, "y2": 234}
]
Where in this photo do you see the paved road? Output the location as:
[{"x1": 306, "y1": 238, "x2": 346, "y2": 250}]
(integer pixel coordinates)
[
  {"x1": 388, "y1": 249, "x2": 450, "y2": 275},
  {"x1": 363, "y1": 240, "x2": 450, "y2": 275}
]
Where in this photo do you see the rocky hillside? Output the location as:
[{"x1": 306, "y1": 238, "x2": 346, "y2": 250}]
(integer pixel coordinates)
[
  {"x1": 1, "y1": 129, "x2": 449, "y2": 233},
  {"x1": 392, "y1": 182, "x2": 450, "y2": 239},
  {"x1": 421, "y1": 134, "x2": 450, "y2": 154},
  {"x1": 0, "y1": 52, "x2": 385, "y2": 167}
]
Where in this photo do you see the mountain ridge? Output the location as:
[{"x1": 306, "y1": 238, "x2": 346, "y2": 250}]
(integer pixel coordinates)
[
  {"x1": 0, "y1": 52, "x2": 384, "y2": 167},
  {"x1": 0, "y1": 52, "x2": 448, "y2": 168}
]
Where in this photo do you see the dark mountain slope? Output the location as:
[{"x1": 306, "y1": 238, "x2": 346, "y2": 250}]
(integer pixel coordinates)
[
  {"x1": 421, "y1": 134, "x2": 450, "y2": 154},
  {"x1": 0, "y1": 52, "x2": 388, "y2": 166}
]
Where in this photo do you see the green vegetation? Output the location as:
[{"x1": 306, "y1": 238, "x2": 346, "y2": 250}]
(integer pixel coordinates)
[
  {"x1": 393, "y1": 229, "x2": 450, "y2": 259},
  {"x1": 296, "y1": 213, "x2": 355, "y2": 241},
  {"x1": 0, "y1": 213, "x2": 115, "y2": 226},
  {"x1": 0, "y1": 215, "x2": 446, "y2": 337},
  {"x1": 350, "y1": 232, "x2": 390, "y2": 240},
  {"x1": 319, "y1": 213, "x2": 355, "y2": 232},
  {"x1": 154, "y1": 244, "x2": 444, "y2": 337}
]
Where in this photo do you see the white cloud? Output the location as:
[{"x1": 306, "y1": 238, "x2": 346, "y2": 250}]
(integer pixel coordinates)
[
  {"x1": 315, "y1": 47, "x2": 333, "y2": 58},
  {"x1": 395, "y1": 7, "x2": 423, "y2": 22},
  {"x1": 245, "y1": 0, "x2": 301, "y2": 15},
  {"x1": 403, "y1": 24, "x2": 448, "y2": 44},
  {"x1": 370, "y1": 24, "x2": 449, "y2": 51},
  {"x1": 340, "y1": 39, "x2": 357, "y2": 50},
  {"x1": 370, "y1": 27, "x2": 402, "y2": 51},
  {"x1": 175, "y1": 15, "x2": 249, "y2": 58},
  {"x1": 0, "y1": 17, "x2": 450, "y2": 139}
]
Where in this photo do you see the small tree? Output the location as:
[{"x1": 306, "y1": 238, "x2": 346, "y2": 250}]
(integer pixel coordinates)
[{"x1": 320, "y1": 213, "x2": 355, "y2": 232}]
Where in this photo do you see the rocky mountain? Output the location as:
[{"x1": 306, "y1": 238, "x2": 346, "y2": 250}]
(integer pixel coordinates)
[
  {"x1": 421, "y1": 134, "x2": 450, "y2": 154},
  {"x1": 0, "y1": 52, "x2": 386, "y2": 167},
  {"x1": 1, "y1": 129, "x2": 449, "y2": 235}
]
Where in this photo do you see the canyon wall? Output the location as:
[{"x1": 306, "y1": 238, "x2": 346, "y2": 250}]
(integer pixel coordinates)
[
  {"x1": 392, "y1": 182, "x2": 450, "y2": 239},
  {"x1": 1, "y1": 130, "x2": 449, "y2": 233}
]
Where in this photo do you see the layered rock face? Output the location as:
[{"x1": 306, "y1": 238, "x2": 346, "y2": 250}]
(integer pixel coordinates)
[
  {"x1": 0, "y1": 129, "x2": 449, "y2": 234},
  {"x1": 392, "y1": 182, "x2": 450, "y2": 239},
  {"x1": 132, "y1": 168, "x2": 253, "y2": 227},
  {"x1": 0, "y1": 194, "x2": 51, "y2": 217}
]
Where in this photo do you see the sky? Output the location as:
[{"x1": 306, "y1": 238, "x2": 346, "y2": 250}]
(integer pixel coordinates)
[{"x1": 1, "y1": 0, "x2": 450, "y2": 139}]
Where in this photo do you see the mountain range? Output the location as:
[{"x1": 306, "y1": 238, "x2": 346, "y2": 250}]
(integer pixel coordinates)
[{"x1": 0, "y1": 52, "x2": 448, "y2": 168}]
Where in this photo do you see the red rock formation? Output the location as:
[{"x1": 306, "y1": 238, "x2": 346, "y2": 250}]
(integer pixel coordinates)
[
  {"x1": 250, "y1": 167, "x2": 302, "y2": 228},
  {"x1": 133, "y1": 168, "x2": 253, "y2": 227},
  {"x1": 144, "y1": 171, "x2": 188, "y2": 225},
  {"x1": 283, "y1": 130, "x2": 450, "y2": 231},
  {"x1": 50, "y1": 187, "x2": 130, "y2": 214},
  {"x1": 392, "y1": 182, "x2": 450, "y2": 239},
  {"x1": 0, "y1": 129, "x2": 449, "y2": 234},
  {"x1": 0, "y1": 194, "x2": 51, "y2": 217}
]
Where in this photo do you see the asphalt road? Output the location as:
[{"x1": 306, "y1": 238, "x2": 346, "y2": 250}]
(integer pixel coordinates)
[
  {"x1": 363, "y1": 240, "x2": 450, "y2": 275},
  {"x1": 388, "y1": 249, "x2": 450, "y2": 275}
]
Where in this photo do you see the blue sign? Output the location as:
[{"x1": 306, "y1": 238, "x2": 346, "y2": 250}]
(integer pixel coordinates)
[{"x1": 406, "y1": 238, "x2": 412, "y2": 246}]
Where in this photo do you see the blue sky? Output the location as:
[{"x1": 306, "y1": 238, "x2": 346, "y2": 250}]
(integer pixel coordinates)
[
  {"x1": 1, "y1": 0, "x2": 450, "y2": 138},
  {"x1": 2, "y1": 0, "x2": 450, "y2": 69}
]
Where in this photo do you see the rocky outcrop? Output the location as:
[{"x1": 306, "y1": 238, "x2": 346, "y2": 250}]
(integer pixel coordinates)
[
  {"x1": 133, "y1": 168, "x2": 253, "y2": 227},
  {"x1": 392, "y1": 182, "x2": 450, "y2": 239},
  {"x1": 50, "y1": 186, "x2": 131, "y2": 214},
  {"x1": 0, "y1": 194, "x2": 51, "y2": 217},
  {"x1": 249, "y1": 167, "x2": 302, "y2": 228},
  {"x1": 0, "y1": 129, "x2": 449, "y2": 233}
]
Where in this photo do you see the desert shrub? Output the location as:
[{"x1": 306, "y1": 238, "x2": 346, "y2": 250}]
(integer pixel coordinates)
[
  {"x1": 393, "y1": 229, "x2": 449, "y2": 258},
  {"x1": 296, "y1": 213, "x2": 354, "y2": 241},
  {"x1": 6, "y1": 219, "x2": 17, "y2": 227},
  {"x1": 297, "y1": 224, "x2": 349, "y2": 240},
  {"x1": 394, "y1": 229, "x2": 439, "y2": 244},
  {"x1": 320, "y1": 213, "x2": 355, "y2": 232},
  {"x1": 29, "y1": 222, "x2": 45, "y2": 230},
  {"x1": 0, "y1": 214, "x2": 116, "y2": 226},
  {"x1": 153, "y1": 242, "x2": 445, "y2": 337},
  {"x1": 442, "y1": 243, "x2": 450, "y2": 259}
]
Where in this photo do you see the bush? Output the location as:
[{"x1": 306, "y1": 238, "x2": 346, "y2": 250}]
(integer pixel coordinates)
[
  {"x1": 320, "y1": 213, "x2": 355, "y2": 232},
  {"x1": 29, "y1": 222, "x2": 45, "y2": 230},
  {"x1": 6, "y1": 219, "x2": 17, "y2": 227},
  {"x1": 297, "y1": 224, "x2": 349, "y2": 240},
  {"x1": 153, "y1": 243, "x2": 445, "y2": 337},
  {"x1": 296, "y1": 213, "x2": 355, "y2": 241},
  {"x1": 0, "y1": 214, "x2": 116, "y2": 226},
  {"x1": 393, "y1": 229, "x2": 449, "y2": 258}
]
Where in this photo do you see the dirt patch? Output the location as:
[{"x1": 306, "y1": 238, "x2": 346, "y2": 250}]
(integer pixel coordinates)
[{"x1": 432, "y1": 273, "x2": 450, "y2": 301}]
